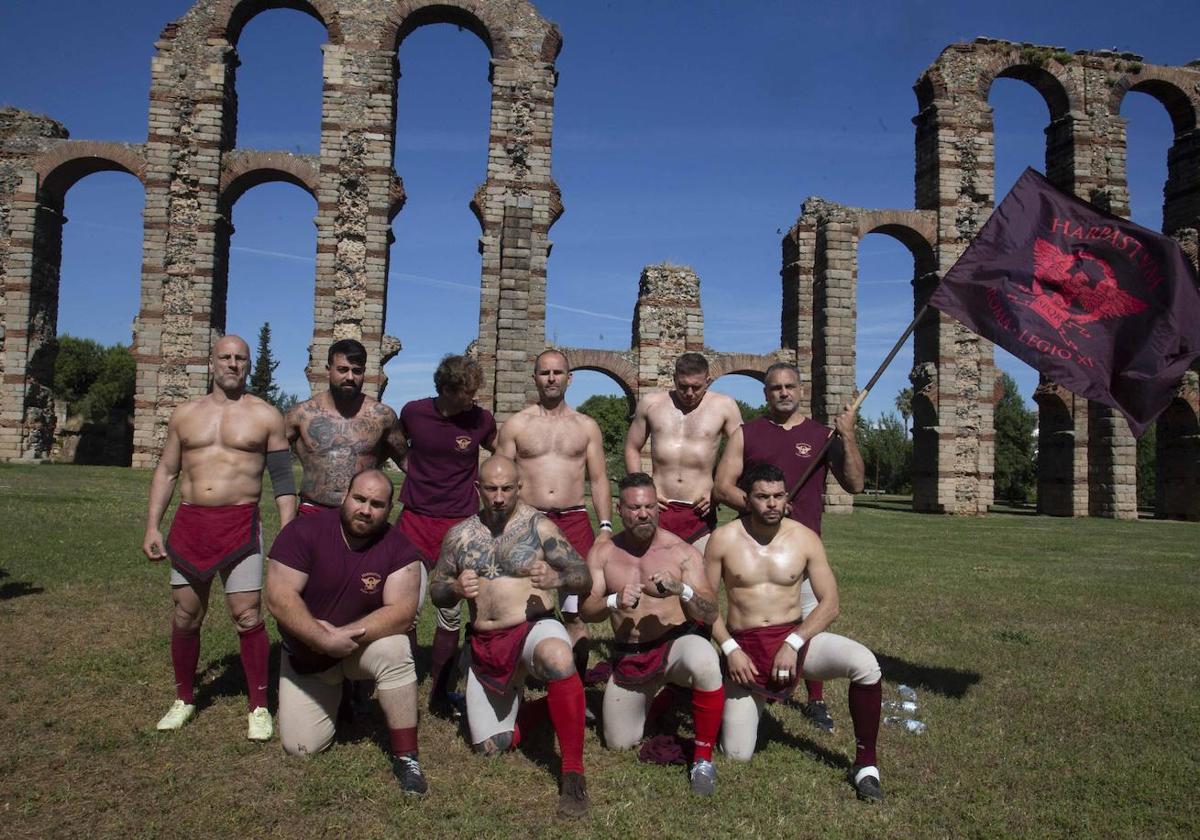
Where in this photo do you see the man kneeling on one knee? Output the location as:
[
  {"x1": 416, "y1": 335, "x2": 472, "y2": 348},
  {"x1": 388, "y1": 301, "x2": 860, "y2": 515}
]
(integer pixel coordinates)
[
  {"x1": 705, "y1": 463, "x2": 885, "y2": 803},
  {"x1": 430, "y1": 456, "x2": 593, "y2": 819},
  {"x1": 579, "y1": 472, "x2": 725, "y2": 797},
  {"x1": 266, "y1": 469, "x2": 429, "y2": 795}
]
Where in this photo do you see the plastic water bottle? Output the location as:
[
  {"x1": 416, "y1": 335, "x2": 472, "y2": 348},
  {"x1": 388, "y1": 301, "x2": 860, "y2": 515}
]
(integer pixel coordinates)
[
  {"x1": 898, "y1": 684, "x2": 918, "y2": 702},
  {"x1": 884, "y1": 716, "x2": 927, "y2": 734},
  {"x1": 882, "y1": 700, "x2": 918, "y2": 714}
]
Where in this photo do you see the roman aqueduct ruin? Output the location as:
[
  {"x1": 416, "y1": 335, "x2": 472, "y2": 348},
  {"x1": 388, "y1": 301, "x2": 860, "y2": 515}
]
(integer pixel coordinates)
[{"x1": 1, "y1": 0, "x2": 1197, "y2": 518}]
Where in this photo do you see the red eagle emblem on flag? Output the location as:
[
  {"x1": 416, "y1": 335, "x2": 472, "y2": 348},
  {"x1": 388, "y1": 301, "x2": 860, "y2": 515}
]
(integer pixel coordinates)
[{"x1": 1008, "y1": 239, "x2": 1148, "y2": 352}]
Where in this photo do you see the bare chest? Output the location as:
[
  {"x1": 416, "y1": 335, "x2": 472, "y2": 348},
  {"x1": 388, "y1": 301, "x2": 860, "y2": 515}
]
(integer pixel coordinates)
[
  {"x1": 179, "y1": 406, "x2": 266, "y2": 454},
  {"x1": 649, "y1": 402, "x2": 725, "y2": 444},
  {"x1": 605, "y1": 550, "x2": 681, "y2": 591},
  {"x1": 513, "y1": 417, "x2": 588, "y2": 461},
  {"x1": 725, "y1": 549, "x2": 806, "y2": 588},
  {"x1": 457, "y1": 519, "x2": 543, "y2": 579},
  {"x1": 302, "y1": 412, "x2": 385, "y2": 457}
]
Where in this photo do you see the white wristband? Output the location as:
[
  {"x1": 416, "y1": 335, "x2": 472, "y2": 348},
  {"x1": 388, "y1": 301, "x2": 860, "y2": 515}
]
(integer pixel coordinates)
[
  {"x1": 679, "y1": 583, "x2": 695, "y2": 602},
  {"x1": 599, "y1": 520, "x2": 613, "y2": 531},
  {"x1": 606, "y1": 593, "x2": 620, "y2": 610},
  {"x1": 720, "y1": 638, "x2": 741, "y2": 656},
  {"x1": 784, "y1": 632, "x2": 806, "y2": 652}
]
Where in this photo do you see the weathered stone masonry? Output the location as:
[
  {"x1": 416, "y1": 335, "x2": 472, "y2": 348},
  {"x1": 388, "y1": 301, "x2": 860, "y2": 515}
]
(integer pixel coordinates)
[{"x1": 1, "y1": 12, "x2": 1197, "y2": 520}]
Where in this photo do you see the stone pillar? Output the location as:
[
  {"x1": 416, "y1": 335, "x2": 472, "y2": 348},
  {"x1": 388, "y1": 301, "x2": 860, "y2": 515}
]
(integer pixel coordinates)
[
  {"x1": 1156, "y1": 373, "x2": 1200, "y2": 520},
  {"x1": 631, "y1": 264, "x2": 704, "y2": 392},
  {"x1": 781, "y1": 219, "x2": 816, "y2": 401}
]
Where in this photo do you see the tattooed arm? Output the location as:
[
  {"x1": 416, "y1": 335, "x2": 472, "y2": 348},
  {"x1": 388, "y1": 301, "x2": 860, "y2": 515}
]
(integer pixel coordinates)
[
  {"x1": 429, "y1": 526, "x2": 477, "y2": 608},
  {"x1": 385, "y1": 414, "x2": 410, "y2": 473},
  {"x1": 644, "y1": 545, "x2": 719, "y2": 625},
  {"x1": 527, "y1": 516, "x2": 592, "y2": 595}
]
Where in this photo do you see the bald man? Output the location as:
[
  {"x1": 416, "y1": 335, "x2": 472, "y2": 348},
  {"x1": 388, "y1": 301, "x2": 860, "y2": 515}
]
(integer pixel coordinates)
[
  {"x1": 143, "y1": 335, "x2": 298, "y2": 740},
  {"x1": 430, "y1": 456, "x2": 593, "y2": 818}
]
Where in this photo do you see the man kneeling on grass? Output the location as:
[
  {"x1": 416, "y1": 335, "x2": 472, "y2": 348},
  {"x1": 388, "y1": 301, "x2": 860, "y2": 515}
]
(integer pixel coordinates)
[
  {"x1": 705, "y1": 463, "x2": 885, "y2": 803},
  {"x1": 430, "y1": 456, "x2": 593, "y2": 818},
  {"x1": 266, "y1": 469, "x2": 429, "y2": 795}
]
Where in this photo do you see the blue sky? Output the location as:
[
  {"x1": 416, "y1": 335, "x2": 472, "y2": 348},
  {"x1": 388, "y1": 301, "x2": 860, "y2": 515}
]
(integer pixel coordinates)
[{"x1": 2, "y1": 0, "x2": 1195, "y2": 419}]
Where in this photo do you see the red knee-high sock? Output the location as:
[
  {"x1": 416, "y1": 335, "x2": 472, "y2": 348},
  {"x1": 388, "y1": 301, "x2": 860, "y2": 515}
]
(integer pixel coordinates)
[
  {"x1": 511, "y1": 696, "x2": 550, "y2": 749},
  {"x1": 805, "y1": 680, "x2": 824, "y2": 702},
  {"x1": 171, "y1": 626, "x2": 201, "y2": 704},
  {"x1": 690, "y1": 686, "x2": 725, "y2": 762},
  {"x1": 389, "y1": 727, "x2": 419, "y2": 758},
  {"x1": 430, "y1": 627, "x2": 459, "y2": 698},
  {"x1": 546, "y1": 673, "x2": 586, "y2": 775},
  {"x1": 237, "y1": 622, "x2": 270, "y2": 710},
  {"x1": 847, "y1": 680, "x2": 882, "y2": 767}
]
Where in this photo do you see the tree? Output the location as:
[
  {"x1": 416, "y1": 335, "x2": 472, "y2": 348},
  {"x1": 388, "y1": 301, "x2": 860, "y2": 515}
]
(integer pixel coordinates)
[
  {"x1": 1136, "y1": 422, "x2": 1156, "y2": 511},
  {"x1": 993, "y1": 372, "x2": 1037, "y2": 503},
  {"x1": 248, "y1": 322, "x2": 281, "y2": 407},
  {"x1": 856, "y1": 412, "x2": 912, "y2": 494},
  {"x1": 578, "y1": 394, "x2": 632, "y2": 482},
  {"x1": 895, "y1": 387, "x2": 912, "y2": 436},
  {"x1": 736, "y1": 399, "x2": 767, "y2": 422},
  {"x1": 51, "y1": 336, "x2": 135, "y2": 422}
]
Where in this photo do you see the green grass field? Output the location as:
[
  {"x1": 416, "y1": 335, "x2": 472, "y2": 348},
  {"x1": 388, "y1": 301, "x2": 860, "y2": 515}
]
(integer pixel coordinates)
[{"x1": 0, "y1": 464, "x2": 1196, "y2": 839}]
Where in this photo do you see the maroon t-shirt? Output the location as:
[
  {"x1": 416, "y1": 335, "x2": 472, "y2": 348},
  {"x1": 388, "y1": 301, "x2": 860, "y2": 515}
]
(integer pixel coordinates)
[
  {"x1": 269, "y1": 508, "x2": 425, "y2": 672},
  {"x1": 399, "y1": 397, "x2": 496, "y2": 518},
  {"x1": 741, "y1": 416, "x2": 833, "y2": 535}
]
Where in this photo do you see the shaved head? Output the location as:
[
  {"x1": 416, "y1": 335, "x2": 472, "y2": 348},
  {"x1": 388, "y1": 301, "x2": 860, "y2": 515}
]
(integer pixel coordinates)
[
  {"x1": 480, "y1": 455, "x2": 518, "y2": 483},
  {"x1": 212, "y1": 334, "x2": 250, "y2": 359}
]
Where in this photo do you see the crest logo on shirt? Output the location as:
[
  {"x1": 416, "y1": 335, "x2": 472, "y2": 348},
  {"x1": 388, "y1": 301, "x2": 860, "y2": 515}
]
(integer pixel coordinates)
[
  {"x1": 360, "y1": 572, "x2": 382, "y2": 594},
  {"x1": 795, "y1": 443, "x2": 813, "y2": 457},
  {"x1": 455, "y1": 435, "x2": 472, "y2": 451}
]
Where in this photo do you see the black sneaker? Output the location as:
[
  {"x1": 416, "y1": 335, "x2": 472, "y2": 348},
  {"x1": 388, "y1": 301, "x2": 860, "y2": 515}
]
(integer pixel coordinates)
[
  {"x1": 801, "y1": 699, "x2": 835, "y2": 733},
  {"x1": 428, "y1": 690, "x2": 465, "y2": 721},
  {"x1": 557, "y1": 771, "x2": 589, "y2": 818},
  {"x1": 391, "y1": 754, "x2": 429, "y2": 796},
  {"x1": 850, "y1": 765, "x2": 884, "y2": 803}
]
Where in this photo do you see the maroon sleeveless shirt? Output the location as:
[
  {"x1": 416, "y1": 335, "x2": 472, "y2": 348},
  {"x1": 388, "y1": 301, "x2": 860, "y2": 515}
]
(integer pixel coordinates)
[{"x1": 741, "y1": 416, "x2": 832, "y2": 534}]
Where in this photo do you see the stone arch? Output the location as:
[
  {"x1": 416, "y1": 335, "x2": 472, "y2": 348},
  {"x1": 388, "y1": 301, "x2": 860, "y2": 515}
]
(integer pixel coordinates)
[
  {"x1": 210, "y1": 0, "x2": 342, "y2": 46},
  {"x1": 709, "y1": 353, "x2": 776, "y2": 383},
  {"x1": 1156, "y1": 395, "x2": 1200, "y2": 520},
  {"x1": 381, "y1": 2, "x2": 513, "y2": 58},
  {"x1": 34, "y1": 142, "x2": 146, "y2": 201},
  {"x1": 985, "y1": 61, "x2": 1078, "y2": 122},
  {"x1": 561, "y1": 348, "x2": 638, "y2": 417},
  {"x1": 1035, "y1": 387, "x2": 1078, "y2": 516},
  {"x1": 856, "y1": 212, "x2": 938, "y2": 278},
  {"x1": 1111, "y1": 73, "x2": 1198, "y2": 135},
  {"x1": 219, "y1": 150, "x2": 318, "y2": 206}
]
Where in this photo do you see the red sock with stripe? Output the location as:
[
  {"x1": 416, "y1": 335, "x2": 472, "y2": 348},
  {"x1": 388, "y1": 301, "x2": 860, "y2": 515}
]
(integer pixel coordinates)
[
  {"x1": 690, "y1": 686, "x2": 725, "y2": 762},
  {"x1": 237, "y1": 622, "x2": 270, "y2": 710},
  {"x1": 546, "y1": 673, "x2": 586, "y2": 774}
]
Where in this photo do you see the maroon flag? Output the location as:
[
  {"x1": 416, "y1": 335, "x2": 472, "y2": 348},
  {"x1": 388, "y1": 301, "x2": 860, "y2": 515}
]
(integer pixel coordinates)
[{"x1": 930, "y1": 167, "x2": 1200, "y2": 437}]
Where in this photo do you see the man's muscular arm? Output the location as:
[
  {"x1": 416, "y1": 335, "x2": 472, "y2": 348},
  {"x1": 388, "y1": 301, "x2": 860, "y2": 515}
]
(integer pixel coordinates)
[
  {"x1": 623, "y1": 397, "x2": 651, "y2": 475},
  {"x1": 528, "y1": 518, "x2": 592, "y2": 595},
  {"x1": 266, "y1": 560, "x2": 365, "y2": 658},
  {"x1": 645, "y1": 547, "x2": 719, "y2": 625},
  {"x1": 429, "y1": 529, "x2": 478, "y2": 607},
  {"x1": 353, "y1": 562, "x2": 422, "y2": 642},
  {"x1": 583, "y1": 417, "x2": 613, "y2": 533},
  {"x1": 493, "y1": 414, "x2": 520, "y2": 460},
  {"x1": 704, "y1": 530, "x2": 759, "y2": 685},
  {"x1": 829, "y1": 402, "x2": 865, "y2": 494},
  {"x1": 143, "y1": 413, "x2": 183, "y2": 560},
  {"x1": 266, "y1": 407, "x2": 298, "y2": 526},
  {"x1": 713, "y1": 426, "x2": 748, "y2": 512},
  {"x1": 794, "y1": 534, "x2": 840, "y2": 639},
  {"x1": 385, "y1": 415, "x2": 409, "y2": 473}
]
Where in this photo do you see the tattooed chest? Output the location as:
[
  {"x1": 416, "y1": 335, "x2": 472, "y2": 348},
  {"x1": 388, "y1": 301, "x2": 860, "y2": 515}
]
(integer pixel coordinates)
[
  {"x1": 457, "y1": 522, "x2": 542, "y2": 579},
  {"x1": 305, "y1": 415, "x2": 383, "y2": 457}
]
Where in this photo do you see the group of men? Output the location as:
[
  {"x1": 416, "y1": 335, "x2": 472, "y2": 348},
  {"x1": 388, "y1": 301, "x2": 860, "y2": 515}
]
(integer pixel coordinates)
[{"x1": 142, "y1": 334, "x2": 886, "y2": 818}]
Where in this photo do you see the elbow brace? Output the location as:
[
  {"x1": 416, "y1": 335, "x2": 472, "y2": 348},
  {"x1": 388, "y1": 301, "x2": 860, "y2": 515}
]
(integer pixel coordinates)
[{"x1": 266, "y1": 449, "x2": 297, "y2": 496}]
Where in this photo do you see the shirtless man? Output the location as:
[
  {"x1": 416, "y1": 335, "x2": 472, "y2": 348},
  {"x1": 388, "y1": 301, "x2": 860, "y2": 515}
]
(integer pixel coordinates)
[
  {"x1": 578, "y1": 472, "x2": 724, "y2": 796},
  {"x1": 714, "y1": 361, "x2": 864, "y2": 732},
  {"x1": 267, "y1": 469, "x2": 428, "y2": 795},
  {"x1": 430, "y1": 456, "x2": 592, "y2": 818},
  {"x1": 142, "y1": 335, "x2": 298, "y2": 739},
  {"x1": 495, "y1": 349, "x2": 612, "y2": 678},
  {"x1": 624, "y1": 353, "x2": 742, "y2": 551},
  {"x1": 286, "y1": 339, "x2": 404, "y2": 516},
  {"x1": 706, "y1": 464, "x2": 883, "y2": 803}
]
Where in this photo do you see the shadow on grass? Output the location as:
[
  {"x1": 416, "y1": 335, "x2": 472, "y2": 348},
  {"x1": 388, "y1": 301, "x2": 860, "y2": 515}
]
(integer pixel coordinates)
[
  {"x1": 759, "y1": 709, "x2": 852, "y2": 771},
  {"x1": 875, "y1": 650, "x2": 982, "y2": 699},
  {"x1": 194, "y1": 643, "x2": 283, "y2": 712},
  {"x1": 0, "y1": 568, "x2": 44, "y2": 600}
]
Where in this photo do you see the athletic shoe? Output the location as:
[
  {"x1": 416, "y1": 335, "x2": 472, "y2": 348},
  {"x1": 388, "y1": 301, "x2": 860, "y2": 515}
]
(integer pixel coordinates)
[
  {"x1": 557, "y1": 771, "x2": 589, "y2": 818},
  {"x1": 689, "y1": 759, "x2": 717, "y2": 796},
  {"x1": 428, "y1": 690, "x2": 466, "y2": 721},
  {"x1": 850, "y1": 765, "x2": 885, "y2": 803},
  {"x1": 391, "y1": 755, "x2": 429, "y2": 796},
  {"x1": 247, "y1": 707, "x2": 273, "y2": 742},
  {"x1": 156, "y1": 699, "x2": 196, "y2": 731},
  {"x1": 801, "y1": 699, "x2": 835, "y2": 733}
]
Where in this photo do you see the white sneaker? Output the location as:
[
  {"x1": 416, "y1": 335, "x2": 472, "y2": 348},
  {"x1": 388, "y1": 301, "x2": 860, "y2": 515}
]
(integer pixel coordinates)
[
  {"x1": 156, "y1": 699, "x2": 196, "y2": 731},
  {"x1": 247, "y1": 706, "x2": 274, "y2": 741}
]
